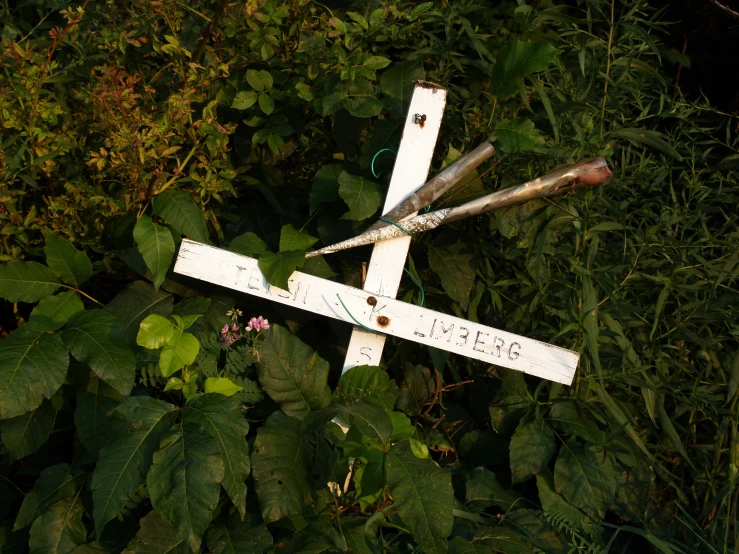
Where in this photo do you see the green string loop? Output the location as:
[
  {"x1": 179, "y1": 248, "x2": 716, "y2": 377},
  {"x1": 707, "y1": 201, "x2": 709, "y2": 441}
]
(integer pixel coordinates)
[
  {"x1": 336, "y1": 294, "x2": 375, "y2": 332},
  {"x1": 378, "y1": 216, "x2": 413, "y2": 237},
  {"x1": 404, "y1": 267, "x2": 425, "y2": 307},
  {"x1": 371, "y1": 148, "x2": 396, "y2": 179}
]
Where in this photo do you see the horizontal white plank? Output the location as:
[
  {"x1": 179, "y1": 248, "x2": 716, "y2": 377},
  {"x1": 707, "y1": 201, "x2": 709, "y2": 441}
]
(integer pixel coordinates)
[{"x1": 174, "y1": 240, "x2": 578, "y2": 385}]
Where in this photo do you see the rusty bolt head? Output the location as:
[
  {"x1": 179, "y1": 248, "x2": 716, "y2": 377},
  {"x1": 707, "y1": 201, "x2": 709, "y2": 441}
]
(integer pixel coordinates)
[
  {"x1": 367, "y1": 296, "x2": 377, "y2": 306},
  {"x1": 377, "y1": 316, "x2": 390, "y2": 327}
]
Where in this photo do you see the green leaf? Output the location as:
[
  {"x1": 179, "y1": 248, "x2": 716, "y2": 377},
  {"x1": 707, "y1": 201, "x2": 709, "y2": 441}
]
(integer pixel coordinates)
[
  {"x1": 535, "y1": 471, "x2": 584, "y2": 526},
  {"x1": 184, "y1": 395, "x2": 251, "y2": 517},
  {"x1": 203, "y1": 377, "x2": 243, "y2": 396},
  {"x1": 428, "y1": 244, "x2": 475, "y2": 309},
  {"x1": 246, "y1": 69, "x2": 273, "y2": 92},
  {"x1": 231, "y1": 91, "x2": 258, "y2": 110},
  {"x1": 606, "y1": 128, "x2": 682, "y2": 161},
  {"x1": 338, "y1": 171, "x2": 381, "y2": 221},
  {"x1": 380, "y1": 60, "x2": 425, "y2": 110},
  {"x1": 228, "y1": 232, "x2": 267, "y2": 257},
  {"x1": 390, "y1": 412, "x2": 415, "y2": 442},
  {"x1": 509, "y1": 419, "x2": 555, "y2": 483},
  {"x1": 448, "y1": 537, "x2": 494, "y2": 554},
  {"x1": 61, "y1": 310, "x2": 136, "y2": 396},
  {"x1": 409, "y1": 438, "x2": 429, "y2": 459},
  {"x1": 323, "y1": 79, "x2": 383, "y2": 118},
  {"x1": 147, "y1": 422, "x2": 225, "y2": 551},
  {"x1": 152, "y1": 192, "x2": 210, "y2": 244},
  {"x1": 136, "y1": 314, "x2": 174, "y2": 349},
  {"x1": 333, "y1": 365, "x2": 399, "y2": 411},
  {"x1": 309, "y1": 164, "x2": 343, "y2": 212},
  {"x1": 105, "y1": 281, "x2": 174, "y2": 348},
  {"x1": 554, "y1": 441, "x2": 616, "y2": 519},
  {"x1": 43, "y1": 229, "x2": 93, "y2": 288},
  {"x1": 0, "y1": 398, "x2": 58, "y2": 461},
  {"x1": 301, "y1": 256, "x2": 336, "y2": 278},
  {"x1": 28, "y1": 498, "x2": 86, "y2": 554},
  {"x1": 0, "y1": 326, "x2": 69, "y2": 419},
  {"x1": 386, "y1": 441, "x2": 454, "y2": 554},
  {"x1": 159, "y1": 328, "x2": 200, "y2": 377},
  {"x1": 490, "y1": 40, "x2": 560, "y2": 98},
  {"x1": 257, "y1": 251, "x2": 306, "y2": 290},
  {"x1": 363, "y1": 56, "x2": 391, "y2": 70},
  {"x1": 549, "y1": 401, "x2": 603, "y2": 443},
  {"x1": 304, "y1": 401, "x2": 392, "y2": 443},
  {"x1": 279, "y1": 224, "x2": 319, "y2": 252},
  {"x1": 75, "y1": 389, "x2": 120, "y2": 461},
  {"x1": 0, "y1": 261, "x2": 61, "y2": 303},
  {"x1": 493, "y1": 119, "x2": 545, "y2": 153},
  {"x1": 133, "y1": 216, "x2": 175, "y2": 291},
  {"x1": 258, "y1": 93, "x2": 274, "y2": 115},
  {"x1": 29, "y1": 292, "x2": 84, "y2": 331},
  {"x1": 206, "y1": 513, "x2": 272, "y2": 554},
  {"x1": 465, "y1": 467, "x2": 521, "y2": 512},
  {"x1": 121, "y1": 511, "x2": 188, "y2": 554},
  {"x1": 15, "y1": 465, "x2": 85, "y2": 531},
  {"x1": 252, "y1": 411, "x2": 313, "y2": 522},
  {"x1": 92, "y1": 397, "x2": 178, "y2": 537},
  {"x1": 256, "y1": 325, "x2": 331, "y2": 418}
]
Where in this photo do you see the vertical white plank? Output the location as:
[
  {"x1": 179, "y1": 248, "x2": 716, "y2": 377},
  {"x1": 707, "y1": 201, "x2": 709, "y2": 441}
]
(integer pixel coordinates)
[{"x1": 342, "y1": 83, "x2": 447, "y2": 372}]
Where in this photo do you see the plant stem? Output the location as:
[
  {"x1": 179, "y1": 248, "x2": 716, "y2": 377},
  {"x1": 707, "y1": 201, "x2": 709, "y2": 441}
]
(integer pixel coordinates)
[
  {"x1": 61, "y1": 285, "x2": 103, "y2": 306},
  {"x1": 153, "y1": 141, "x2": 200, "y2": 197},
  {"x1": 600, "y1": 0, "x2": 616, "y2": 135}
]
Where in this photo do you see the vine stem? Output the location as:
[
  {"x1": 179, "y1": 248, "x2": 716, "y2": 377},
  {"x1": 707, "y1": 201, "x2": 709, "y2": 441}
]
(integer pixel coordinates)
[
  {"x1": 61, "y1": 285, "x2": 103, "y2": 306},
  {"x1": 600, "y1": 0, "x2": 616, "y2": 135}
]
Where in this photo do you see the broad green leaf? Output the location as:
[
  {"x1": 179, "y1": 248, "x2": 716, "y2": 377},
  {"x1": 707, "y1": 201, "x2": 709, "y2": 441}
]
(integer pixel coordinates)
[
  {"x1": 29, "y1": 292, "x2": 84, "y2": 331},
  {"x1": 159, "y1": 328, "x2": 199, "y2": 377},
  {"x1": 136, "y1": 314, "x2": 174, "y2": 349},
  {"x1": 92, "y1": 397, "x2": 178, "y2": 536},
  {"x1": 448, "y1": 537, "x2": 494, "y2": 554},
  {"x1": 409, "y1": 437, "x2": 429, "y2": 459},
  {"x1": 380, "y1": 60, "x2": 426, "y2": 114},
  {"x1": 363, "y1": 55, "x2": 391, "y2": 70},
  {"x1": 490, "y1": 40, "x2": 560, "y2": 98},
  {"x1": 147, "y1": 422, "x2": 225, "y2": 551},
  {"x1": 386, "y1": 441, "x2": 454, "y2": 554},
  {"x1": 76, "y1": 388, "x2": 120, "y2": 460},
  {"x1": 549, "y1": 401, "x2": 604, "y2": 443},
  {"x1": 203, "y1": 377, "x2": 243, "y2": 396},
  {"x1": 390, "y1": 412, "x2": 415, "y2": 442},
  {"x1": 0, "y1": 261, "x2": 61, "y2": 303},
  {"x1": 493, "y1": 119, "x2": 545, "y2": 153},
  {"x1": 133, "y1": 216, "x2": 175, "y2": 291},
  {"x1": 43, "y1": 229, "x2": 93, "y2": 288},
  {"x1": 536, "y1": 471, "x2": 584, "y2": 525},
  {"x1": 184, "y1": 395, "x2": 251, "y2": 517},
  {"x1": 152, "y1": 191, "x2": 210, "y2": 244},
  {"x1": 105, "y1": 281, "x2": 174, "y2": 348},
  {"x1": 246, "y1": 69, "x2": 273, "y2": 91},
  {"x1": 323, "y1": 79, "x2": 383, "y2": 118},
  {"x1": 206, "y1": 513, "x2": 272, "y2": 554},
  {"x1": 231, "y1": 91, "x2": 258, "y2": 110},
  {"x1": 257, "y1": 251, "x2": 306, "y2": 290},
  {"x1": 256, "y1": 325, "x2": 331, "y2": 418},
  {"x1": 71, "y1": 545, "x2": 107, "y2": 554},
  {"x1": 338, "y1": 171, "x2": 381, "y2": 221},
  {"x1": 228, "y1": 232, "x2": 267, "y2": 257},
  {"x1": 61, "y1": 310, "x2": 136, "y2": 396},
  {"x1": 333, "y1": 365, "x2": 399, "y2": 412},
  {"x1": 252, "y1": 411, "x2": 313, "y2": 522},
  {"x1": 301, "y1": 256, "x2": 336, "y2": 278},
  {"x1": 0, "y1": 326, "x2": 69, "y2": 419},
  {"x1": 258, "y1": 93, "x2": 274, "y2": 115},
  {"x1": 309, "y1": 164, "x2": 343, "y2": 212},
  {"x1": 554, "y1": 441, "x2": 616, "y2": 519},
  {"x1": 16, "y1": 464, "x2": 86, "y2": 530},
  {"x1": 28, "y1": 498, "x2": 86, "y2": 554},
  {"x1": 279, "y1": 224, "x2": 319, "y2": 252},
  {"x1": 395, "y1": 364, "x2": 435, "y2": 417},
  {"x1": 121, "y1": 511, "x2": 188, "y2": 554},
  {"x1": 428, "y1": 244, "x2": 475, "y2": 309},
  {"x1": 304, "y1": 401, "x2": 392, "y2": 443},
  {"x1": 465, "y1": 467, "x2": 521, "y2": 512},
  {"x1": 0, "y1": 397, "x2": 58, "y2": 461},
  {"x1": 509, "y1": 419, "x2": 555, "y2": 483}
]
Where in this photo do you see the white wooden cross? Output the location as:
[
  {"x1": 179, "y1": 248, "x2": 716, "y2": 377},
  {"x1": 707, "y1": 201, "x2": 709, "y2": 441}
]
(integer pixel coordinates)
[{"x1": 174, "y1": 82, "x2": 578, "y2": 385}]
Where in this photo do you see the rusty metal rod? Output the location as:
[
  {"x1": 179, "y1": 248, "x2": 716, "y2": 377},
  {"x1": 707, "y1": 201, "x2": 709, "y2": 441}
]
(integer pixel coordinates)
[
  {"x1": 306, "y1": 157, "x2": 612, "y2": 258},
  {"x1": 366, "y1": 141, "x2": 496, "y2": 231}
]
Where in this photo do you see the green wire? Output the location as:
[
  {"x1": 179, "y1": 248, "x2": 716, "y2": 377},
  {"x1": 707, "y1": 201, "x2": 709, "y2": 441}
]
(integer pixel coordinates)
[
  {"x1": 378, "y1": 216, "x2": 413, "y2": 237},
  {"x1": 404, "y1": 267, "x2": 425, "y2": 307},
  {"x1": 371, "y1": 148, "x2": 396, "y2": 179},
  {"x1": 336, "y1": 294, "x2": 375, "y2": 332}
]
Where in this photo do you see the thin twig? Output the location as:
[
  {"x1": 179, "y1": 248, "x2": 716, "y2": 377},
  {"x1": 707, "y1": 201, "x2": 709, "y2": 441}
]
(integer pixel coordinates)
[
  {"x1": 600, "y1": 0, "x2": 617, "y2": 135},
  {"x1": 193, "y1": 0, "x2": 228, "y2": 63},
  {"x1": 706, "y1": 0, "x2": 739, "y2": 19},
  {"x1": 422, "y1": 369, "x2": 442, "y2": 415}
]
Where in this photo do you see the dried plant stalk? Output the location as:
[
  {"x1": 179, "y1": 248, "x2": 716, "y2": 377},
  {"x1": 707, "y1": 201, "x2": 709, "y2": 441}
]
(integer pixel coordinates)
[{"x1": 307, "y1": 157, "x2": 611, "y2": 258}]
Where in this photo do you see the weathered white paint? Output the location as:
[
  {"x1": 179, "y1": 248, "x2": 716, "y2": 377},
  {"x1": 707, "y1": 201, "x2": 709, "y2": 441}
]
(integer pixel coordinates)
[
  {"x1": 174, "y1": 240, "x2": 579, "y2": 385},
  {"x1": 342, "y1": 83, "x2": 448, "y2": 373}
]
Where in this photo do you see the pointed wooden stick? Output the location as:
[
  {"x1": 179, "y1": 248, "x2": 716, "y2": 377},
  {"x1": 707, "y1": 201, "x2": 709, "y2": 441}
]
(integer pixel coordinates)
[{"x1": 307, "y1": 157, "x2": 611, "y2": 258}]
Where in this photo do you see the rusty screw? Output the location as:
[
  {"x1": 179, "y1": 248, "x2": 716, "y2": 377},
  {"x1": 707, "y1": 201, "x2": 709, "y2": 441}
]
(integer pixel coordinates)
[
  {"x1": 367, "y1": 296, "x2": 377, "y2": 306},
  {"x1": 413, "y1": 113, "x2": 427, "y2": 125},
  {"x1": 377, "y1": 316, "x2": 390, "y2": 327}
]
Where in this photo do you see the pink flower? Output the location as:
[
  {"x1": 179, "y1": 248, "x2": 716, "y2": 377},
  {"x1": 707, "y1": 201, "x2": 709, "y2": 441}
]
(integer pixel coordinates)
[
  {"x1": 221, "y1": 324, "x2": 229, "y2": 334},
  {"x1": 245, "y1": 316, "x2": 269, "y2": 332},
  {"x1": 231, "y1": 323, "x2": 239, "y2": 332}
]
